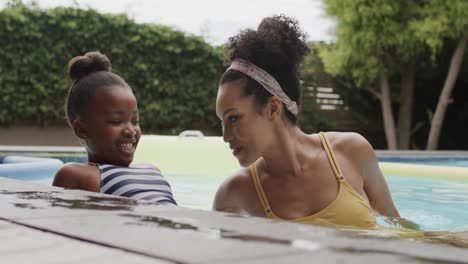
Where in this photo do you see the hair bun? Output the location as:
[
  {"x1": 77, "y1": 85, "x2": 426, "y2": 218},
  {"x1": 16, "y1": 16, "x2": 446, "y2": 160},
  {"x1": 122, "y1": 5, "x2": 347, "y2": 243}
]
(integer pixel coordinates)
[
  {"x1": 257, "y1": 15, "x2": 309, "y2": 68},
  {"x1": 67, "y1": 51, "x2": 111, "y2": 81},
  {"x1": 224, "y1": 14, "x2": 309, "y2": 70}
]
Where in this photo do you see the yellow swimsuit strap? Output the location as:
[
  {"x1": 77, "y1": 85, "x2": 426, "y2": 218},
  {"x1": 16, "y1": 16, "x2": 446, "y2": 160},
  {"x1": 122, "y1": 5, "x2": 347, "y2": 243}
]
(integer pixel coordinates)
[
  {"x1": 251, "y1": 132, "x2": 375, "y2": 227},
  {"x1": 319, "y1": 132, "x2": 345, "y2": 183},
  {"x1": 250, "y1": 160, "x2": 275, "y2": 217},
  {"x1": 319, "y1": 132, "x2": 372, "y2": 205},
  {"x1": 250, "y1": 132, "x2": 346, "y2": 218}
]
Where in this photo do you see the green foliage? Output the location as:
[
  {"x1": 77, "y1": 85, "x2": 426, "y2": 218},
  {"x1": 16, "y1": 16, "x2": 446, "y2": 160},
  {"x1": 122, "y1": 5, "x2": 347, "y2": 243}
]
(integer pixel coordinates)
[
  {"x1": 412, "y1": 0, "x2": 468, "y2": 57},
  {"x1": 299, "y1": 42, "x2": 337, "y2": 132},
  {"x1": 320, "y1": 0, "x2": 424, "y2": 87},
  {"x1": 300, "y1": 42, "x2": 385, "y2": 147},
  {"x1": 320, "y1": 0, "x2": 468, "y2": 149},
  {"x1": 0, "y1": 3, "x2": 224, "y2": 134},
  {"x1": 320, "y1": 0, "x2": 467, "y2": 91}
]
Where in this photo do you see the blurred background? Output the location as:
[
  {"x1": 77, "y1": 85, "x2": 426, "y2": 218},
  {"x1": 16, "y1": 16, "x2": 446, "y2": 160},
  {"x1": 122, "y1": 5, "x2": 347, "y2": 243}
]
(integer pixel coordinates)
[{"x1": 0, "y1": 0, "x2": 467, "y2": 150}]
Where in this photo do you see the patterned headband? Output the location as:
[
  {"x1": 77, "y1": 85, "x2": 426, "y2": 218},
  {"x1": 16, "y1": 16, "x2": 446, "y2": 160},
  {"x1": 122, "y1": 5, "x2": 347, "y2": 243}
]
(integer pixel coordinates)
[{"x1": 226, "y1": 59, "x2": 299, "y2": 116}]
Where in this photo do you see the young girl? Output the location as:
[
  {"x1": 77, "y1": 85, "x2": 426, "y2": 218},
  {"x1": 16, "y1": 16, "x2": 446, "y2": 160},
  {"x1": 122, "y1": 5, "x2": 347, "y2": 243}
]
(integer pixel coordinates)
[
  {"x1": 53, "y1": 51, "x2": 176, "y2": 205},
  {"x1": 213, "y1": 15, "x2": 398, "y2": 229}
]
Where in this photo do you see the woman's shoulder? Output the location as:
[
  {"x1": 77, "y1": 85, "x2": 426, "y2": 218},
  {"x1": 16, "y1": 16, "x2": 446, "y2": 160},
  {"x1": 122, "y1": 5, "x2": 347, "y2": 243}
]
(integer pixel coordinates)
[
  {"x1": 321, "y1": 132, "x2": 379, "y2": 178},
  {"x1": 315, "y1": 132, "x2": 377, "y2": 169},
  {"x1": 320, "y1": 131, "x2": 373, "y2": 153},
  {"x1": 213, "y1": 167, "x2": 252, "y2": 212},
  {"x1": 220, "y1": 167, "x2": 252, "y2": 193}
]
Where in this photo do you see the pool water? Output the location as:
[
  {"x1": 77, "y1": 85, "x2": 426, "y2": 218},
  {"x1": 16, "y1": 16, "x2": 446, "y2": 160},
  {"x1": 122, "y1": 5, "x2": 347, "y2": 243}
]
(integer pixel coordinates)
[
  {"x1": 379, "y1": 157, "x2": 468, "y2": 168},
  {"x1": 33, "y1": 165, "x2": 468, "y2": 232},
  {"x1": 383, "y1": 176, "x2": 468, "y2": 231},
  {"x1": 5, "y1": 145, "x2": 468, "y2": 232},
  {"x1": 166, "y1": 174, "x2": 468, "y2": 232}
]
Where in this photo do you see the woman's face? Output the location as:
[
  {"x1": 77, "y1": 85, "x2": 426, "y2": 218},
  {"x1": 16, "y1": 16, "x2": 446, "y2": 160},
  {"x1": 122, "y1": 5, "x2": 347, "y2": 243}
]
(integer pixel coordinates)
[
  {"x1": 216, "y1": 81, "x2": 270, "y2": 167},
  {"x1": 77, "y1": 86, "x2": 141, "y2": 167}
]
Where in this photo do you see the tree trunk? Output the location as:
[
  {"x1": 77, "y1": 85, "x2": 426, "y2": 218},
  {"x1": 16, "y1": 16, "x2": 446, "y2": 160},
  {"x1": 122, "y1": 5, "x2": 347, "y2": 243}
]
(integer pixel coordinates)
[
  {"x1": 380, "y1": 68, "x2": 398, "y2": 150},
  {"x1": 397, "y1": 63, "x2": 415, "y2": 149},
  {"x1": 426, "y1": 34, "x2": 468, "y2": 150}
]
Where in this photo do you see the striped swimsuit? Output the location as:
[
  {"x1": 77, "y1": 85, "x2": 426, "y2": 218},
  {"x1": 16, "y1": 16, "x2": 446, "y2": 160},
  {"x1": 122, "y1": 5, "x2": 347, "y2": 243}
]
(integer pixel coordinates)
[{"x1": 95, "y1": 163, "x2": 177, "y2": 205}]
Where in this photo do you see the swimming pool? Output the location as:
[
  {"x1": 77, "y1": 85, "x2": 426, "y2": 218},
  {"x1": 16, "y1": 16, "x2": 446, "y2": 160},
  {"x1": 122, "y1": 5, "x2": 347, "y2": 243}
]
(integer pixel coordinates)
[
  {"x1": 383, "y1": 176, "x2": 468, "y2": 231},
  {"x1": 2, "y1": 135, "x2": 468, "y2": 232},
  {"x1": 31, "y1": 169, "x2": 468, "y2": 231},
  {"x1": 379, "y1": 157, "x2": 468, "y2": 168}
]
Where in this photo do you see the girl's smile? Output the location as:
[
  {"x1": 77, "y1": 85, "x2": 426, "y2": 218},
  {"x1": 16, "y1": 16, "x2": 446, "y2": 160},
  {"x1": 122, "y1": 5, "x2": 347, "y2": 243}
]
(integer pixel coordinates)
[{"x1": 79, "y1": 86, "x2": 141, "y2": 167}]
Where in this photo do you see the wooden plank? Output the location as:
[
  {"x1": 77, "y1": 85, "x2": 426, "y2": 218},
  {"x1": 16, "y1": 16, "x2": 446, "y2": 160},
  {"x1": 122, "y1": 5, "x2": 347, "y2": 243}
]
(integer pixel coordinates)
[
  {"x1": 1, "y1": 177, "x2": 468, "y2": 264},
  {"x1": 0, "y1": 220, "x2": 170, "y2": 264}
]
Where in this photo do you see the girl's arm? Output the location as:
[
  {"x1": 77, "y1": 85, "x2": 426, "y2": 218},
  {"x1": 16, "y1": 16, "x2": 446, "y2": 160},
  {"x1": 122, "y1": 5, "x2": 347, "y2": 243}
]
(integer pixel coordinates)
[{"x1": 52, "y1": 163, "x2": 100, "y2": 192}]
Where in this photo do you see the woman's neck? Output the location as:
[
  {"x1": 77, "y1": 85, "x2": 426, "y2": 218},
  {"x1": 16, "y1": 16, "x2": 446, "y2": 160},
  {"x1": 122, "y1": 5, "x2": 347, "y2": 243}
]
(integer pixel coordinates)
[{"x1": 261, "y1": 125, "x2": 314, "y2": 178}]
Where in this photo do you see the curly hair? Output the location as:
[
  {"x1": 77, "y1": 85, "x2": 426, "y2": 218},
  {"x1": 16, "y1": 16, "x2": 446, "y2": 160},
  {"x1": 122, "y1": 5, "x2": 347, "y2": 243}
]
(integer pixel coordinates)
[
  {"x1": 64, "y1": 51, "x2": 131, "y2": 127},
  {"x1": 220, "y1": 15, "x2": 309, "y2": 124}
]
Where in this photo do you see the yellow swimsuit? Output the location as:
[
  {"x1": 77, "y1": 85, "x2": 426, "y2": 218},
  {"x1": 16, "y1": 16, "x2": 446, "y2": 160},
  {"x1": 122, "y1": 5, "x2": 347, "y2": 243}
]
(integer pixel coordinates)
[{"x1": 250, "y1": 132, "x2": 376, "y2": 229}]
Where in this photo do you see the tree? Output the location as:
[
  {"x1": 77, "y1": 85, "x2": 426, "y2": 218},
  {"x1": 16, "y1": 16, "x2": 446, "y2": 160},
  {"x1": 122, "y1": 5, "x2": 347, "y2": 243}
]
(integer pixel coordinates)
[
  {"x1": 0, "y1": 2, "x2": 223, "y2": 133},
  {"x1": 299, "y1": 42, "x2": 338, "y2": 133},
  {"x1": 320, "y1": 0, "x2": 424, "y2": 149},
  {"x1": 301, "y1": 42, "x2": 386, "y2": 148},
  {"x1": 415, "y1": 0, "x2": 468, "y2": 150}
]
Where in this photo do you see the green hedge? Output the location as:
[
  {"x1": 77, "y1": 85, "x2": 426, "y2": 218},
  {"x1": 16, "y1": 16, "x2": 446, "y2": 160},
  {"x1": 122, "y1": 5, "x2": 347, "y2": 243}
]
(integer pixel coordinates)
[{"x1": 0, "y1": 3, "x2": 224, "y2": 134}]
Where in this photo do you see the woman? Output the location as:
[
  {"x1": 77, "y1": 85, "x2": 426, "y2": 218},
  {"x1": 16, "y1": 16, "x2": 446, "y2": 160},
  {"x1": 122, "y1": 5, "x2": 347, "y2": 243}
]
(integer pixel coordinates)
[{"x1": 213, "y1": 15, "x2": 399, "y2": 229}]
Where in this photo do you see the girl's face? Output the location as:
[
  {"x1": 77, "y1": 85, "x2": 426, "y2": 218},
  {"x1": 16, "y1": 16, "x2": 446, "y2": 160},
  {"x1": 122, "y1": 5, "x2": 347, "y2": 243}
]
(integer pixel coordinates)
[
  {"x1": 216, "y1": 81, "x2": 271, "y2": 167},
  {"x1": 76, "y1": 86, "x2": 141, "y2": 167}
]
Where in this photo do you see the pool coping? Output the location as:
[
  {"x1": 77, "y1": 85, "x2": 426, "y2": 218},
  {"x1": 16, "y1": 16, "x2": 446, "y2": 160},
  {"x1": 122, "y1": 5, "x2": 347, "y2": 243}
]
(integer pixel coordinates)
[
  {"x1": 1, "y1": 177, "x2": 467, "y2": 263},
  {"x1": 1, "y1": 145, "x2": 467, "y2": 156},
  {"x1": 376, "y1": 150, "x2": 468, "y2": 158}
]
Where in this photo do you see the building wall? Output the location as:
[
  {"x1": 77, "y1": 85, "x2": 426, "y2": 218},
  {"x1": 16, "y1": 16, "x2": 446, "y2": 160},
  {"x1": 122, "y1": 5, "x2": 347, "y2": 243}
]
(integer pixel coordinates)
[{"x1": 0, "y1": 126, "x2": 80, "y2": 146}]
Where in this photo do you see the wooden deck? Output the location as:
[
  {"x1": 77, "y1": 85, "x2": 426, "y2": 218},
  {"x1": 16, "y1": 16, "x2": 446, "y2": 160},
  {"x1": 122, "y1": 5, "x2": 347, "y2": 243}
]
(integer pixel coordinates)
[{"x1": 1, "y1": 177, "x2": 467, "y2": 263}]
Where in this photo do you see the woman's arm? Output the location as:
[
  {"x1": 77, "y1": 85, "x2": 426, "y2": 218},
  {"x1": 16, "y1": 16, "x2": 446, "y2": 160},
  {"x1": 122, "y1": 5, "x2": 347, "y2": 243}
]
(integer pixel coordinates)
[{"x1": 351, "y1": 134, "x2": 400, "y2": 218}]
